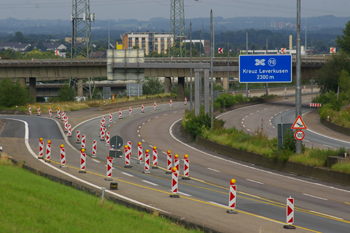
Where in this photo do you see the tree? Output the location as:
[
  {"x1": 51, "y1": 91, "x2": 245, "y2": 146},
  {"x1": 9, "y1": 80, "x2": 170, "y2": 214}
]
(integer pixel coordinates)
[
  {"x1": 0, "y1": 79, "x2": 33, "y2": 108},
  {"x1": 13, "y1": 31, "x2": 25, "y2": 43},
  {"x1": 132, "y1": 45, "x2": 140, "y2": 49},
  {"x1": 58, "y1": 84, "x2": 76, "y2": 102},
  {"x1": 142, "y1": 77, "x2": 163, "y2": 95},
  {"x1": 338, "y1": 69, "x2": 350, "y2": 93},
  {"x1": 336, "y1": 21, "x2": 350, "y2": 54}
]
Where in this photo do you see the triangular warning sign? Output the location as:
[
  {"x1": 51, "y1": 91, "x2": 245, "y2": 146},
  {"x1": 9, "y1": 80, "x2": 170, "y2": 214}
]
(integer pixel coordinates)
[{"x1": 291, "y1": 115, "x2": 307, "y2": 130}]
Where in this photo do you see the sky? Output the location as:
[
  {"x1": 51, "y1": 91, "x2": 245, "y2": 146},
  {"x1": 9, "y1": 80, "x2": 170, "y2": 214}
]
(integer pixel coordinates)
[{"x1": 0, "y1": 0, "x2": 349, "y2": 21}]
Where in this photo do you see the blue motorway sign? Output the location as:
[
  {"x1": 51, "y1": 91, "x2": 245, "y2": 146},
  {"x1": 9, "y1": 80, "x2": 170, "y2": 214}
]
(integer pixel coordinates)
[{"x1": 239, "y1": 55, "x2": 292, "y2": 83}]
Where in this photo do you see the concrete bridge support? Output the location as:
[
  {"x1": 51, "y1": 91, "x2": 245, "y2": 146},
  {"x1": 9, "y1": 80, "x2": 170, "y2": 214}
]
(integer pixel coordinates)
[
  {"x1": 164, "y1": 77, "x2": 171, "y2": 94},
  {"x1": 77, "y1": 79, "x2": 83, "y2": 96},
  {"x1": 204, "y1": 69, "x2": 210, "y2": 115},
  {"x1": 215, "y1": 77, "x2": 221, "y2": 84},
  {"x1": 178, "y1": 77, "x2": 185, "y2": 99},
  {"x1": 18, "y1": 77, "x2": 26, "y2": 87},
  {"x1": 194, "y1": 69, "x2": 202, "y2": 116},
  {"x1": 29, "y1": 77, "x2": 36, "y2": 100}
]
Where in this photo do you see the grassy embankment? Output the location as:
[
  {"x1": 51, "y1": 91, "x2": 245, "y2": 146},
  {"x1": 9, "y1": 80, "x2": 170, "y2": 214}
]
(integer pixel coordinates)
[{"x1": 0, "y1": 156, "x2": 199, "y2": 233}]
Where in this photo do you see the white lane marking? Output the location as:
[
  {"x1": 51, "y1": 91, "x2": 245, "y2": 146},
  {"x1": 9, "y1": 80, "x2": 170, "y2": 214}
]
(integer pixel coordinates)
[
  {"x1": 207, "y1": 168, "x2": 220, "y2": 173},
  {"x1": 270, "y1": 123, "x2": 272, "y2": 125},
  {"x1": 208, "y1": 201, "x2": 227, "y2": 208},
  {"x1": 303, "y1": 193, "x2": 328, "y2": 200},
  {"x1": 142, "y1": 139, "x2": 145, "y2": 142},
  {"x1": 142, "y1": 122, "x2": 145, "y2": 125},
  {"x1": 257, "y1": 110, "x2": 260, "y2": 112},
  {"x1": 247, "y1": 129, "x2": 250, "y2": 132},
  {"x1": 148, "y1": 119, "x2": 151, "y2": 121},
  {"x1": 164, "y1": 114, "x2": 168, "y2": 116},
  {"x1": 247, "y1": 179, "x2": 264, "y2": 185},
  {"x1": 155, "y1": 116, "x2": 158, "y2": 118},
  {"x1": 269, "y1": 119, "x2": 271, "y2": 122},
  {"x1": 139, "y1": 126, "x2": 141, "y2": 128},
  {"x1": 108, "y1": 125, "x2": 111, "y2": 128},
  {"x1": 177, "y1": 191, "x2": 192, "y2": 197},
  {"x1": 174, "y1": 111, "x2": 177, "y2": 113},
  {"x1": 149, "y1": 145, "x2": 153, "y2": 148},
  {"x1": 241, "y1": 122, "x2": 243, "y2": 124},
  {"x1": 142, "y1": 180, "x2": 159, "y2": 186},
  {"x1": 137, "y1": 130, "x2": 139, "y2": 133},
  {"x1": 243, "y1": 125, "x2": 245, "y2": 128},
  {"x1": 310, "y1": 211, "x2": 343, "y2": 220},
  {"x1": 242, "y1": 118, "x2": 245, "y2": 121},
  {"x1": 9, "y1": 118, "x2": 170, "y2": 215},
  {"x1": 264, "y1": 108, "x2": 268, "y2": 110},
  {"x1": 169, "y1": 118, "x2": 350, "y2": 194},
  {"x1": 323, "y1": 144, "x2": 332, "y2": 147},
  {"x1": 121, "y1": 172, "x2": 134, "y2": 177},
  {"x1": 92, "y1": 159, "x2": 100, "y2": 163},
  {"x1": 272, "y1": 126, "x2": 275, "y2": 129},
  {"x1": 162, "y1": 151, "x2": 167, "y2": 154},
  {"x1": 138, "y1": 134, "x2": 140, "y2": 137},
  {"x1": 250, "y1": 113, "x2": 253, "y2": 115},
  {"x1": 304, "y1": 140, "x2": 309, "y2": 142},
  {"x1": 306, "y1": 128, "x2": 350, "y2": 145}
]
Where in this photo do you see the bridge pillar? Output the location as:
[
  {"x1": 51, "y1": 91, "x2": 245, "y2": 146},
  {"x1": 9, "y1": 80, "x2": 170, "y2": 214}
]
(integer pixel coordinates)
[
  {"x1": 77, "y1": 79, "x2": 83, "y2": 96},
  {"x1": 223, "y1": 77, "x2": 229, "y2": 92},
  {"x1": 204, "y1": 69, "x2": 209, "y2": 114},
  {"x1": 164, "y1": 77, "x2": 171, "y2": 94},
  {"x1": 194, "y1": 69, "x2": 202, "y2": 116},
  {"x1": 29, "y1": 77, "x2": 36, "y2": 100},
  {"x1": 215, "y1": 77, "x2": 221, "y2": 84},
  {"x1": 178, "y1": 77, "x2": 185, "y2": 99},
  {"x1": 18, "y1": 77, "x2": 26, "y2": 87}
]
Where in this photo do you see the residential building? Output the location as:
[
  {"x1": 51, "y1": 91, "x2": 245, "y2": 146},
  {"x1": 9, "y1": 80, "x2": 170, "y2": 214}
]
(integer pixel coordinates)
[
  {"x1": 121, "y1": 32, "x2": 174, "y2": 55},
  {"x1": 0, "y1": 42, "x2": 31, "y2": 52},
  {"x1": 182, "y1": 40, "x2": 210, "y2": 56}
]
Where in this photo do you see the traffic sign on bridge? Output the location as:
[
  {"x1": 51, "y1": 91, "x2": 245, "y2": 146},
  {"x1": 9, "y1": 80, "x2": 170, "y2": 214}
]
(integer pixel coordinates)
[{"x1": 239, "y1": 55, "x2": 292, "y2": 83}]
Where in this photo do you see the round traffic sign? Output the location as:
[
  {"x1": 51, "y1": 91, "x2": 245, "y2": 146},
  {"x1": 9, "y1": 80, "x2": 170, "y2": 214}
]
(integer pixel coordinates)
[{"x1": 294, "y1": 130, "x2": 305, "y2": 141}]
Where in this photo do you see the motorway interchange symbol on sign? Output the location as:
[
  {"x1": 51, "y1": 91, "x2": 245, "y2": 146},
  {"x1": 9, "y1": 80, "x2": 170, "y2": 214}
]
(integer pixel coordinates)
[{"x1": 239, "y1": 55, "x2": 292, "y2": 83}]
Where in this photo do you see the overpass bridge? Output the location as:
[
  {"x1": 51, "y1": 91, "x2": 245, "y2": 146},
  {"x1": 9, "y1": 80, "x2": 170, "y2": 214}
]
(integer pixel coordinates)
[{"x1": 0, "y1": 57, "x2": 327, "y2": 99}]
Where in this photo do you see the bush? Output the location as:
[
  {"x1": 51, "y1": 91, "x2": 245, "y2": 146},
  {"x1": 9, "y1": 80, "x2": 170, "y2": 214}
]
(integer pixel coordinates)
[
  {"x1": 143, "y1": 77, "x2": 163, "y2": 95},
  {"x1": 58, "y1": 84, "x2": 76, "y2": 102},
  {"x1": 0, "y1": 79, "x2": 33, "y2": 108}
]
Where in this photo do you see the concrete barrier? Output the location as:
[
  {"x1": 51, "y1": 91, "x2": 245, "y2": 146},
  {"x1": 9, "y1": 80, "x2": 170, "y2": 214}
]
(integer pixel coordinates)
[
  {"x1": 0, "y1": 109, "x2": 27, "y2": 115},
  {"x1": 320, "y1": 118, "x2": 350, "y2": 137}
]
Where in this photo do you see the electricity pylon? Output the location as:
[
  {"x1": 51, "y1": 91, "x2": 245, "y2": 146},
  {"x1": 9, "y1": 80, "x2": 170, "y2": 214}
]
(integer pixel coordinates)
[{"x1": 170, "y1": 0, "x2": 186, "y2": 57}]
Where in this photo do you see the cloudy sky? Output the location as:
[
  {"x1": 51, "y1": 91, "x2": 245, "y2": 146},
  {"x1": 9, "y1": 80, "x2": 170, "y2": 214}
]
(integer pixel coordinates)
[{"x1": 0, "y1": 0, "x2": 349, "y2": 20}]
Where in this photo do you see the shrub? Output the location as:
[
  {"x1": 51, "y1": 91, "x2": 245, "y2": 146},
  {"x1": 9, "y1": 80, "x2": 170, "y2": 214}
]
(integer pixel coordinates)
[
  {"x1": 143, "y1": 77, "x2": 163, "y2": 95},
  {"x1": 58, "y1": 84, "x2": 76, "y2": 102},
  {"x1": 0, "y1": 79, "x2": 33, "y2": 108}
]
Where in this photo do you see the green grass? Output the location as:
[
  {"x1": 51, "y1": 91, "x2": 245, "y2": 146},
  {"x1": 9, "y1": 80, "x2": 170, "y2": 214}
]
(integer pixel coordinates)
[
  {"x1": 0, "y1": 161, "x2": 200, "y2": 233},
  {"x1": 332, "y1": 162, "x2": 350, "y2": 173}
]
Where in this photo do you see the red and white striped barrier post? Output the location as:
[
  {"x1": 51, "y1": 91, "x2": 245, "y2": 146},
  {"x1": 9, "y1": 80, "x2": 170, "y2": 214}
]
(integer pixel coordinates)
[
  {"x1": 127, "y1": 141, "x2": 132, "y2": 155},
  {"x1": 248, "y1": 90, "x2": 250, "y2": 97},
  {"x1": 232, "y1": 92, "x2": 235, "y2": 96},
  {"x1": 174, "y1": 154, "x2": 179, "y2": 175},
  {"x1": 152, "y1": 146, "x2": 158, "y2": 169},
  {"x1": 129, "y1": 106, "x2": 132, "y2": 116},
  {"x1": 76, "y1": 130, "x2": 81, "y2": 143},
  {"x1": 170, "y1": 167, "x2": 180, "y2": 198},
  {"x1": 154, "y1": 101, "x2": 157, "y2": 110},
  {"x1": 61, "y1": 112, "x2": 66, "y2": 121},
  {"x1": 182, "y1": 154, "x2": 190, "y2": 180},
  {"x1": 64, "y1": 120, "x2": 68, "y2": 132},
  {"x1": 81, "y1": 134, "x2": 86, "y2": 148},
  {"x1": 105, "y1": 131, "x2": 110, "y2": 147},
  {"x1": 166, "y1": 150, "x2": 172, "y2": 174},
  {"x1": 28, "y1": 105, "x2": 32, "y2": 115},
  {"x1": 309, "y1": 103, "x2": 322, "y2": 107},
  {"x1": 284, "y1": 196, "x2": 296, "y2": 229},
  {"x1": 60, "y1": 144, "x2": 66, "y2": 168},
  {"x1": 92, "y1": 140, "x2": 97, "y2": 157},
  {"x1": 49, "y1": 106, "x2": 52, "y2": 117},
  {"x1": 227, "y1": 179, "x2": 238, "y2": 214},
  {"x1": 144, "y1": 149, "x2": 150, "y2": 173},
  {"x1": 67, "y1": 124, "x2": 72, "y2": 137},
  {"x1": 101, "y1": 117, "x2": 105, "y2": 127},
  {"x1": 119, "y1": 109, "x2": 122, "y2": 119},
  {"x1": 38, "y1": 138, "x2": 44, "y2": 159},
  {"x1": 37, "y1": 105, "x2": 41, "y2": 116},
  {"x1": 45, "y1": 140, "x2": 51, "y2": 162},
  {"x1": 138, "y1": 142, "x2": 143, "y2": 164},
  {"x1": 109, "y1": 113, "x2": 112, "y2": 122},
  {"x1": 184, "y1": 97, "x2": 187, "y2": 105},
  {"x1": 57, "y1": 107, "x2": 60, "y2": 119},
  {"x1": 100, "y1": 127, "x2": 105, "y2": 141},
  {"x1": 284, "y1": 87, "x2": 287, "y2": 93},
  {"x1": 105, "y1": 155, "x2": 113, "y2": 181},
  {"x1": 303, "y1": 86, "x2": 306, "y2": 92},
  {"x1": 124, "y1": 145, "x2": 132, "y2": 168},
  {"x1": 141, "y1": 104, "x2": 144, "y2": 113},
  {"x1": 268, "y1": 88, "x2": 270, "y2": 95},
  {"x1": 79, "y1": 148, "x2": 87, "y2": 173},
  {"x1": 170, "y1": 99, "x2": 173, "y2": 107}
]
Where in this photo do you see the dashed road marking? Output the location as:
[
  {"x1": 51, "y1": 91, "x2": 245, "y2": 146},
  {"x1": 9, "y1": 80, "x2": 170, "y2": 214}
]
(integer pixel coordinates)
[
  {"x1": 162, "y1": 151, "x2": 167, "y2": 154},
  {"x1": 155, "y1": 116, "x2": 158, "y2": 118},
  {"x1": 137, "y1": 130, "x2": 139, "y2": 133},
  {"x1": 149, "y1": 145, "x2": 153, "y2": 148},
  {"x1": 121, "y1": 172, "x2": 134, "y2": 177},
  {"x1": 138, "y1": 134, "x2": 140, "y2": 137},
  {"x1": 247, "y1": 179, "x2": 264, "y2": 185},
  {"x1": 247, "y1": 129, "x2": 250, "y2": 131},
  {"x1": 148, "y1": 119, "x2": 151, "y2": 121},
  {"x1": 207, "y1": 168, "x2": 220, "y2": 173},
  {"x1": 309, "y1": 211, "x2": 343, "y2": 220},
  {"x1": 142, "y1": 180, "x2": 158, "y2": 186},
  {"x1": 243, "y1": 125, "x2": 245, "y2": 127},
  {"x1": 142, "y1": 139, "x2": 145, "y2": 142},
  {"x1": 303, "y1": 193, "x2": 327, "y2": 200},
  {"x1": 177, "y1": 191, "x2": 192, "y2": 197},
  {"x1": 208, "y1": 201, "x2": 227, "y2": 208},
  {"x1": 92, "y1": 159, "x2": 100, "y2": 163}
]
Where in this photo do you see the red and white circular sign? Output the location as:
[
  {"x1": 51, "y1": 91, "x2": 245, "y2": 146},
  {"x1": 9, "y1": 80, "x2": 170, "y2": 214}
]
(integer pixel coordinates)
[{"x1": 294, "y1": 130, "x2": 305, "y2": 141}]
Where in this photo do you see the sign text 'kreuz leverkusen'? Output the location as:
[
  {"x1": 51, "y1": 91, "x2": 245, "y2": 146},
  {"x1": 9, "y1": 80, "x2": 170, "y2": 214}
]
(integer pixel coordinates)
[{"x1": 239, "y1": 55, "x2": 292, "y2": 83}]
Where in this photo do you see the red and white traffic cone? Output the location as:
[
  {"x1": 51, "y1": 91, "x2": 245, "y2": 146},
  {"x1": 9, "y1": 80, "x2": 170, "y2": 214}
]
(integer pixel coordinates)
[
  {"x1": 57, "y1": 107, "x2": 60, "y2": 119},
  {"x1": 182, "y1": 154, "x2": 190, "y2": 180},
  {"x1": 79, "y1": 148, "x2": 86, "y2": 173},
  {"x1": 100, "y1": 127, "x2": 105, "y2": 141},
  {"x1": 152, "y1": 146, "x2": 158, "y2": 169},
  {"x1": 109, "y1": 113, "x2": 112, "y2": 122},
  {"x1": 138, "y1": 142, "x2": 143, "y2": 164},
  {"x1": 92, "y1": 140, "x2": 97, "y2": 157},
  {"x1": 284, "y1": 196, "x2": 296, "y2": 229},
  {"x1": 129, "y1": 106, "x2": 132, "y2": 116},
  {"x1": 166, "y1": 150, "x2": 172, "y2": 174},
  {"x1": 154, "y1": 101, "x2": 157, "y2": 110},
  {"x1": 124, "y1": 145, "x2": 132, "y2": 168},
  {"x1": 170, "y1": 99, "x2": 173, "y2": 107},
  {"x1": 81, "y1": 134, "x2": 86, "y2": 148},
  {"x1": 174, "y1": 154, "x2": 179, "y2": 175},
  {"x1": 141, "y1": 104, "x2": 144, "y2": 113},
  {"x1": 105, "y1": 155, "x2": 113, "y2": 181},
  {"x1": 76, "y1": 130, "x2": 81, "y2": 143},
  {"x1": 45, "y1": 140, "x2": 51, "y2": 162},
  {"x1": 184, "y1": 97, "x2": 187, "y2": 105},
  {"x1": 49, "y1": 106, "x2": 52, "y2": 117},
  {"x1": 60, "y1": 144, "x2": 66, "y2": 168},
  {"x1": 105, "y1": 131, "x2": 110, "y2": 147},
  {"x1": 227, "y1": 179, "x2": 238, "y2": 214},
  {"x1": 170, "y1": 167, "x2": 180, "y2": 198},
  {"x1": 144, "y1": 149, "x2": 150, "y2": 173},
  {"x1": 37, "y1": 105, "x2": 41, "y2": 116},
  {"x1": 38, "y1": 138, "x2": 44, "y2": 159},
  {"x1": 28, "y1": 105, "x2": 32, "y2": 115},
  {"x1": 119, "y1": 109, "x2": 122, "y2": 119},
  {"x1": 67, "y1": 124, "x2": 72, "y2": 137},
  {"x1": 232, "y1": 92, "x2": 235, "y2": 96}
]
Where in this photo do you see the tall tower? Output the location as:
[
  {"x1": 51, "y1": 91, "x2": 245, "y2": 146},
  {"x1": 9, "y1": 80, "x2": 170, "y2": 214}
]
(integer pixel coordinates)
[
  {"x1": 170, "y1": 0, "x2": 185, "y2": 57},
  {"x1": 71, "y1": 0, "x2": 95, "y2": 58}
]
